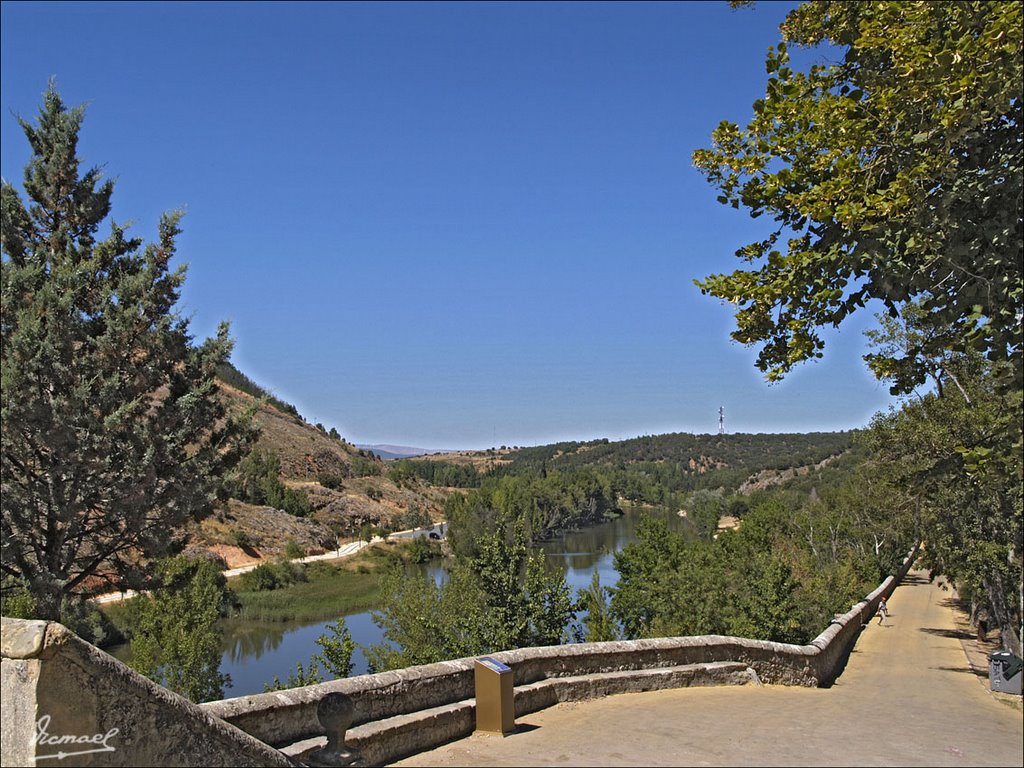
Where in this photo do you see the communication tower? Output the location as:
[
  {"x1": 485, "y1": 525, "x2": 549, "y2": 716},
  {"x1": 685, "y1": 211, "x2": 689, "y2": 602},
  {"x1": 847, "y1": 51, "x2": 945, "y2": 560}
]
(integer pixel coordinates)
[{"x1": 718, "y1": 406, "x2": 725, "y2": 435}]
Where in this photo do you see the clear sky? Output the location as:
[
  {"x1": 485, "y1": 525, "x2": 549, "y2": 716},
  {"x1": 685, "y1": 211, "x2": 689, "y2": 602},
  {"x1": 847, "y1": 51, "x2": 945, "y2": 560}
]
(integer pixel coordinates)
[{"x1": 1, "y1": 1, "x2": 898, "y2": 450}]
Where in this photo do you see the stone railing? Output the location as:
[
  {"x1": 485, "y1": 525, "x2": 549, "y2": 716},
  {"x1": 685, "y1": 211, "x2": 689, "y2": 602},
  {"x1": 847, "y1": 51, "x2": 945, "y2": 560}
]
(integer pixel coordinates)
[
  {"x1": 0, "y1": 617, "x2": 295, "y2": 767},
  {"x1": 203, "y1": 545, "x2": 919, "y2": 764}
]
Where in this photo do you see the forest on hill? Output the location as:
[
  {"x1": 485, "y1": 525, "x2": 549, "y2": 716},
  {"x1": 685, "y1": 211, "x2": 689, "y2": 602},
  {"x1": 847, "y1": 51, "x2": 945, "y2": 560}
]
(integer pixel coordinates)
[
  {"x1": 501, "y1": 430, "x2": 853, "y2": 473},
  {"x1": 394, "y1": 430, "x2": 855, "y2": 549}
]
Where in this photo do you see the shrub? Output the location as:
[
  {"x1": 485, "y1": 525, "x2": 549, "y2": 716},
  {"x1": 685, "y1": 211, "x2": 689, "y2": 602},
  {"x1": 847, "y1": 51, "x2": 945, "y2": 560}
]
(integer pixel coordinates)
[
  {"x1": 407, "y1": 537, "x2": 441, "y2": 564},
  {"x1": 237, "y1": 561, "x2": 307, "y2": 592},
  {"x1": 318, "y1": 472, "x2": 345, "y2": 490},
  {"x1": 280, "y1": 487, "x2": 312, "y2": 517},
  {"x1": 351, "y1": 456, "x2": 381, "y2": 477},
  {"x1": 237, "y1": 564, "x2": 280, "y2": 592}
]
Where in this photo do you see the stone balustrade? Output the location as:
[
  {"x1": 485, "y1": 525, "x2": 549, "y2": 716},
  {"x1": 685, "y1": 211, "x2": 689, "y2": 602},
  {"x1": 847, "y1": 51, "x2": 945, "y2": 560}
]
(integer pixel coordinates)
[{"x1": 202, "y1": 545, "x2": 919, "y2": 764}]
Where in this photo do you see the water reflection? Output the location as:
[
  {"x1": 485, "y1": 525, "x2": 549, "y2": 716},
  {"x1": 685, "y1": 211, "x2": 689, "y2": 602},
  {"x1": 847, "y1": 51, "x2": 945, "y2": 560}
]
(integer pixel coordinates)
[
  {"x1": 539, "y1": 506, "x2": 689, "y2": 594},
  {"x1": 218, "y1": 611, "x2": 386, "y2": 697},
  {"x1": 221, "y1": 619, "x2": 291, "y2": 663}
]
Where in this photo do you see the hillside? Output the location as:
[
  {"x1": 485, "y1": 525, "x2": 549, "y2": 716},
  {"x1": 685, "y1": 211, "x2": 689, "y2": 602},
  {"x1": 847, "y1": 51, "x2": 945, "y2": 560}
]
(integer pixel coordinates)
[
  {"x1": 184, "y1": 367, "x2": 448, "y2": 565},
  {"x1": 417, "y1": 431, "x2": 855, "y2": 494},
  {"x1": 500, "y1": 431, "x2": 854, "y2": 473},
  {"x1": 206, "y1": 365, "x2": 858, "y2": 563}
]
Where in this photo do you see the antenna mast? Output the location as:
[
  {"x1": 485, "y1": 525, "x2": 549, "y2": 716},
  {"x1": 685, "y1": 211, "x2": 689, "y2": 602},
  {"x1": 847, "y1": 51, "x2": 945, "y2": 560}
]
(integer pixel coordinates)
[{"x1": 718, "y1": 406, "x2": 725, "y2": 435}]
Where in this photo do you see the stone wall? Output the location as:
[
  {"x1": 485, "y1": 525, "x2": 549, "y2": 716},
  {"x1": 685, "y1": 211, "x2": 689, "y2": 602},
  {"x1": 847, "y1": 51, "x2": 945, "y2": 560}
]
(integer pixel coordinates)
[
  {"x1": 204, "y1": 546, "x2": 919, "y2": 753},
  {"x1": 0, "y1": 618, "x2": 293, "y2": 767}
]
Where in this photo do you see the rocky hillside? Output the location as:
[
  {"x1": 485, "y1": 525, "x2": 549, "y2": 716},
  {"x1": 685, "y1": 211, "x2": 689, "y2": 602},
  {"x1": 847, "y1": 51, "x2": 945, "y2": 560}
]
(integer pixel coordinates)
[
  {"x1": 736, "y1": 453, "x2": 845, "y2": 495},
  {"x1": 184, "y1": 376, "x2": 448, "y2": 565}
]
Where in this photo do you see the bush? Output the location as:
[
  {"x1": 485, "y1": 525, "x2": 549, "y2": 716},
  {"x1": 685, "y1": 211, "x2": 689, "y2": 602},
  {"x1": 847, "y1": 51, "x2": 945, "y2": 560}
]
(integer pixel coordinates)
[
  {"x1": 280, "y1": 487, "x2": 313, "y2": 517},
  {"x1": 351, "y1": 456, "x2": 381, "y2": 477},
  {"x1": 237, "y1": 564, "x2": 280, "y2": 592},
  {"x1": 318, "y1": 472, "x2": 345, "y2": 490},
  {"x1": 304, "y1": 561, "x2": 337, "y2": 580},
  {"x1": 0, "y1": 578, "x2": 37, "y2": 618},
  {"x1": 236, "y1": 561, "x2": 307, "y2": 592},
  {"x1": 407, "y1": 537, "x2": 441, "y2": 564},
  {"x1": 284, "y1": 540, "x2": 305, "y2": 560}
]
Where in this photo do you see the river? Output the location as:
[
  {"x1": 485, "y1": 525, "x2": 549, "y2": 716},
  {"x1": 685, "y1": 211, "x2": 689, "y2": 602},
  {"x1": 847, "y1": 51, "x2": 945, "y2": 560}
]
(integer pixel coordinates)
[{"x1": 128, "y1": 506, "x2": 690, "y2": 698}]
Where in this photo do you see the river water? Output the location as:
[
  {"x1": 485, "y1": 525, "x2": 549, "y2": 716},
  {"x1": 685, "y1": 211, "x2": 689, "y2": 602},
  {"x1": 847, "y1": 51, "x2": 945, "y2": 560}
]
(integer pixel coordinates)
[{"x1": 190, "y1": 507, "x2": 688, "y2": 698}]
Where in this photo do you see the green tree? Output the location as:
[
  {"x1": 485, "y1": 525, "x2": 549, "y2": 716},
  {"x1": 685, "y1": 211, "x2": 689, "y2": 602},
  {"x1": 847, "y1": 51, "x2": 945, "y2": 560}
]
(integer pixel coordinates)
[
  {"x1": 403, "y1": 503, "x2": 430, "y2": 530},
  {"x1": 864, "y1": 359, "x2": 1022, "y2": 655},
  {"x1": 128, "y1": 557, "x2": 232, "y2": 702},
  {"x1": 228, "y1": 448, "x2": 311, "y2": 517},
  {"x1": 728, "y1": 552, "x2": 803, "y2": 644},
  {"x1": 263, "y1": 660, "x2": 323, "y2": 692},
  {"x1": 262, "y1": 618, "x2": 358, "y2": 696},
  {"x1": 365, "y1": 564, "x2": 482, "y2": 671},
  {"x1": 682, "y1": 489, "x2": 726, "y2": 542},
  {"x1": 262, "y1": 617, "x2": 355, "y2": 692},
  {"x1": 610, "y1": 517, "x2": 688, "y2": 638},
  {"x1": 578, "y1": 569, "x2": 620, "y2": 642},
  {"x1": 693, "y1": 1, "x2": 1022, "y2": 387},
  {"x1": 315, "y1": 618, "x2": 357, "y2": 678},
  {"x1": 1, "y1": 85, "x2": 251, "y2": 621},
  {"x1": 366, "y1": 528, "x2": 574, "y2": 671}
]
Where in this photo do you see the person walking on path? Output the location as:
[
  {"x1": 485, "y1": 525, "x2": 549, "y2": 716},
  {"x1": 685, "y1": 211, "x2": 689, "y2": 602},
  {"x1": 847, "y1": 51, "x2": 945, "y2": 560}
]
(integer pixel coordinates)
[{"x1": 878, "y1": 596, "x2": 888, "y2": 625}]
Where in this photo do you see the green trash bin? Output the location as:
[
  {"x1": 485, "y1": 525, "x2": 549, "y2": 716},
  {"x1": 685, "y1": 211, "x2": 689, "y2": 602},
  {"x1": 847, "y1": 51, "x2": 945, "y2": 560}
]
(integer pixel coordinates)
[{"x1": 988, "y1": 651, "x2": 1023, "y2": 695}]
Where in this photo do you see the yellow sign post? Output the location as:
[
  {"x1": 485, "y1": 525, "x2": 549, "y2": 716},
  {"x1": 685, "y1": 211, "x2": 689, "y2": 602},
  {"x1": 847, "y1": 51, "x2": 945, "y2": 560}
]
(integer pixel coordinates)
[{"x1": 474, "y1": 657, "x2": 516, "y2": 736}]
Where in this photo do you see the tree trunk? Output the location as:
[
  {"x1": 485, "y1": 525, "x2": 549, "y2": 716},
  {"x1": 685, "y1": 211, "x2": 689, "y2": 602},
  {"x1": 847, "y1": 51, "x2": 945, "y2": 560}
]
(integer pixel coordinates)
[
  {"x1": 32, "y1": 583, "x2": 65, "y2": 623},
  {"x1": 985, "y1": 576, "x2": 1022, "y2": 658}
]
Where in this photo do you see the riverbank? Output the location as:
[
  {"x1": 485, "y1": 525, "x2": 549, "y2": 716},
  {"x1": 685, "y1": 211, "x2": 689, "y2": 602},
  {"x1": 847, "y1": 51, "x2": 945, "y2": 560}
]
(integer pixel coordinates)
[
  {"x1": 100, "y1": 538, "x2": 444, "y2": 642},
  {"x1": 228, "y1": 540, "x2": 439, "y2": 623}
]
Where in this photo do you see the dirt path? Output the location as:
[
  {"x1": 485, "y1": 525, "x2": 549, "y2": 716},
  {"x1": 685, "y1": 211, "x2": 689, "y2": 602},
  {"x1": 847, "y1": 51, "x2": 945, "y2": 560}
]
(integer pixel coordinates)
[{"x1": 393, "y1": 571, "x2": 1023, "y2": 767}]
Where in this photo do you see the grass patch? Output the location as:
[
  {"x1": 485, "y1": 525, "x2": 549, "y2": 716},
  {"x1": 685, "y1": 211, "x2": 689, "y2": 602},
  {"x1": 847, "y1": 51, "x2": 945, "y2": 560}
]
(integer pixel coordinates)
[
  {"x1": 230, "y1": 569, "x2": 381, "y2": 623},
  {"x1": 227, "y1": 543, "x2": 411, "y2": 623},
  {"x1": 98, "y1": 541, "x2": 433, "y2": 630}
]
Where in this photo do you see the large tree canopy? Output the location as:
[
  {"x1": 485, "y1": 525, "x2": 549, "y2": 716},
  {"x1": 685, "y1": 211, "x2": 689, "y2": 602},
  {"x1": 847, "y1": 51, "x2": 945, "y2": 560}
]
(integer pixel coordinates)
[
  {"x1": 863, "y1": 353, "x2": 1022, "y2": 655},
  {"x1": 1, "y1": 85, "x2": 250, "y2": 621},
  {"x1": 693, "y1": 1, "x2": 1022, "y2": 389}
]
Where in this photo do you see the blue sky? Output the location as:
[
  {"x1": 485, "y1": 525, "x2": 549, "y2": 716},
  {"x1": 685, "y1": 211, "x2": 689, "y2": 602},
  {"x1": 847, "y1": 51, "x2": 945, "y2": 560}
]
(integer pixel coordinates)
[{"x1": 1, "y1": 1, "x2": 898, "y2": 449}]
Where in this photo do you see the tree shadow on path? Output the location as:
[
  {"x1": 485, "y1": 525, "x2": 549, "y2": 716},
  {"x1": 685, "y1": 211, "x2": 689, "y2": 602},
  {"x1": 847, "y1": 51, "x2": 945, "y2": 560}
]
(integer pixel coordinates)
[
  {"x1": 931, "y1": 664, "x2": 988, "y2": 679},
  {"x1": 901, "y1": 573, "x2": 931, "y2": 585},
  {"x1": 920, "y1": 626, "x2": 973, "y2": 640}
]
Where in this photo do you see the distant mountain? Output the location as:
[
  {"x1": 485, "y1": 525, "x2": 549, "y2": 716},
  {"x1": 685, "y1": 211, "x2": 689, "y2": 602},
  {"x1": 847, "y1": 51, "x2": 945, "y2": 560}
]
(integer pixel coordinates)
[{"x1": 357, "y1": 444, "x2": 451, "y2": 460}]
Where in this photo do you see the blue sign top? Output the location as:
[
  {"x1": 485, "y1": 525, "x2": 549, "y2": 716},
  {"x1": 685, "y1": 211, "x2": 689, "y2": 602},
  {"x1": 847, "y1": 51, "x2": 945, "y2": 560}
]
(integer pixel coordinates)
[{"x1": 477, "y1": 656, "x2": 511, "y2": 673}]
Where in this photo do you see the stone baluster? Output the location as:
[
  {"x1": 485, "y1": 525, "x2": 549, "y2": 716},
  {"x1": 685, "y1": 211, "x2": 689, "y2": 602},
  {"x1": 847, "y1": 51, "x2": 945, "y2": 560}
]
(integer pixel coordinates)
[{"x1": 305, "y1": 692, "x2": 361, "y2": 767}]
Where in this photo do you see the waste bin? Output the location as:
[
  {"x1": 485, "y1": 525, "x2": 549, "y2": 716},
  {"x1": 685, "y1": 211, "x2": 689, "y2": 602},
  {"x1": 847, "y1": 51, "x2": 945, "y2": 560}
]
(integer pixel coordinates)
[{"x1": 988, "y1": 651, "x2": 1023, "y2": 695}]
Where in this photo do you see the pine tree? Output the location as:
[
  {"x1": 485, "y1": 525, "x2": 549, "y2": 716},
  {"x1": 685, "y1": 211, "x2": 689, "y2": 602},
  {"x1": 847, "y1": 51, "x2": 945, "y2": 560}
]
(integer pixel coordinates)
[{"x1": 1, "y1": 84, "x2": 251, "y2": 621}]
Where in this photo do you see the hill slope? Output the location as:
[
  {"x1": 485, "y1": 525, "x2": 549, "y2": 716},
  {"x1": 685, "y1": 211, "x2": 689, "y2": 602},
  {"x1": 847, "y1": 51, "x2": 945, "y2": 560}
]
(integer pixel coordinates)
[
  {"x1": 184, "y1": 369, "x2": 447, "y2": 565},
  {"x1": 417, "y1": 431, "x2": 855, "y2": 494}
]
